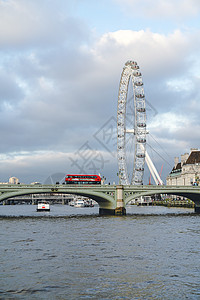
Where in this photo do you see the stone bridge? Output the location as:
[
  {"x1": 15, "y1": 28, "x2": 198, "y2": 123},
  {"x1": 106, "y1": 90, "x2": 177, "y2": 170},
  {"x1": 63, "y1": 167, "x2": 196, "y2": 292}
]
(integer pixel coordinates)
[{"x1": 0, "y1": 184, "x2": 200, "y2": 215}]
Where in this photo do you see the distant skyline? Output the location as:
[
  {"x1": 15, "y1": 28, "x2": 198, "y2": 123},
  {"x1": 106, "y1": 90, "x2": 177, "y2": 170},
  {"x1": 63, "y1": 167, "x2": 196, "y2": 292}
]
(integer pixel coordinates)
[{"x1": 0, "y1": 0, "x2": 200, "y2": 184}]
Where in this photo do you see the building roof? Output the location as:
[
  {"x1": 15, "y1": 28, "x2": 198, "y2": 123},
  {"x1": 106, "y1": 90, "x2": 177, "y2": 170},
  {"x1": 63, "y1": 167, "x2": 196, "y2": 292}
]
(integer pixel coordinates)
[
  {"x1": 169, "y1": 150, "x2": 200, "y2": 176},
  {"x1": 185, "y1": 150, "x2": 200, "y2": 165},
  {"x1": 175, "y1": 162, "x2": 181, "y2": 170},
  {"x1": 170, "y1": 162, "x2": 181, "y2": 175}
]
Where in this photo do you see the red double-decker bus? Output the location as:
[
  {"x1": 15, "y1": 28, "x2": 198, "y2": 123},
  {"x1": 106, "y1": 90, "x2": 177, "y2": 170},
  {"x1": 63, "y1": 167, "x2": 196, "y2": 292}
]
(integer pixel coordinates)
[{"x1": 65, "y1": 174, "x2": 101, "y2": 185}]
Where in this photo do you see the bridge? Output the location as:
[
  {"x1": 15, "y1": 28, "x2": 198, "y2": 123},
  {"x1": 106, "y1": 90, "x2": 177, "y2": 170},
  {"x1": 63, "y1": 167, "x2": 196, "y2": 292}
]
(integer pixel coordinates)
[{"x1": 1, "y1": 184, "x2": 200, "y2": 215}]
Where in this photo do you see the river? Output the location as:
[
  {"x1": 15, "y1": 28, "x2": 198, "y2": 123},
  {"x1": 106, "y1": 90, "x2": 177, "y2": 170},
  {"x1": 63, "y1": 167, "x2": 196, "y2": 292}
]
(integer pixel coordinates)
[{"x1": 0, "y1": 204, "x2": 200, "y2": 299}]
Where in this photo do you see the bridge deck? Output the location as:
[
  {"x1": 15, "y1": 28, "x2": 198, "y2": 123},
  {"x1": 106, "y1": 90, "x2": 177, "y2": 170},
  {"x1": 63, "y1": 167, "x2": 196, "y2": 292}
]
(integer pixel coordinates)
[{"x1": 1, "y1": 184, "x2": 200, "y2": 214}]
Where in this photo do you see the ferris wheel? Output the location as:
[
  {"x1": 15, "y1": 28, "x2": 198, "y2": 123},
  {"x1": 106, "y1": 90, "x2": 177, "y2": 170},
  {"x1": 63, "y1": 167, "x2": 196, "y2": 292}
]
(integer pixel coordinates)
[{"x1": 117, "y1": 61, "x2": 147, "y2": 185}]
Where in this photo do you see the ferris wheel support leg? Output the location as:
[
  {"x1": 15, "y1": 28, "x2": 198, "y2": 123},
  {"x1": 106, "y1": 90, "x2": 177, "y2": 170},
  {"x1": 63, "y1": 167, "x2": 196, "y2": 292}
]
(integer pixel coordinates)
[
  {"x1": 145, "y1": 151, "x2": 163, "y2": 185},
  {"x1": 145, "y1": 160, "x2": 159, "y2": 185},
  {"x1": 145, "y1": 151, "x2": 159, "y2": 185},
  {"x1": 140, "y1": 143, "x2": 163, "y2": 185}
]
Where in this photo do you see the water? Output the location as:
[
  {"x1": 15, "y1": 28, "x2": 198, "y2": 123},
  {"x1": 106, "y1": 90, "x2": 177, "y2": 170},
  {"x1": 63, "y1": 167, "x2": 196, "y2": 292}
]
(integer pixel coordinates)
[{"x1": 0, "y1": 205, "x2": 200, "y2": 299}]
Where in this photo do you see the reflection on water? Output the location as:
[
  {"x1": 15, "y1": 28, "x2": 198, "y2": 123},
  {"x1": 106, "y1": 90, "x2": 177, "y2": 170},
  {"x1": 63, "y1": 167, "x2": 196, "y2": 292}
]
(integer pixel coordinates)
[{"x1": 0, "y1": 205, "x2": 200, "y2": 299}]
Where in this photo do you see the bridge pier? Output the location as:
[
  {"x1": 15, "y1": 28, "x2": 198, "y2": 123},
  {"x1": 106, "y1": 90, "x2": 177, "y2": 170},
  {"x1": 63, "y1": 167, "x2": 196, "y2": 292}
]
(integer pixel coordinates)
[
  {"x1": 115, "y1": 185, "x2": 126, "y2": 216},
  {"x1": 194, "y1": 205, "x2": 200, "y2": 213},
  {"x1": 99, "y1": 207, "x2": 126, "y2": 216},
  {"x1": 99, "y1": 185, "x2": 126, "y2": 216},
  {"x1": 99, "y1": 208, "x2": 115, "y2": 215}
]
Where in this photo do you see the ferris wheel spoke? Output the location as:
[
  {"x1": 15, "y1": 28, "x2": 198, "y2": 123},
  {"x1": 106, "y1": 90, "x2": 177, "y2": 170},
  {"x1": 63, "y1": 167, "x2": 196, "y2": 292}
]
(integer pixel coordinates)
[{"x1": 126, "y1": 134, "x2": 135, "y2": 176}]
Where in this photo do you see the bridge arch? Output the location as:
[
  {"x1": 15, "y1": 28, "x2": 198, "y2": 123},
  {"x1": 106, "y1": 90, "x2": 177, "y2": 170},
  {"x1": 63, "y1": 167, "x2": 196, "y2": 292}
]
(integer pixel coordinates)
[
  {"x1": 0, "y1": 185, "x2": 116, "y2": 211},
  {"x1": 124, "y1": 188, "x2": 200, "y2": 210}
]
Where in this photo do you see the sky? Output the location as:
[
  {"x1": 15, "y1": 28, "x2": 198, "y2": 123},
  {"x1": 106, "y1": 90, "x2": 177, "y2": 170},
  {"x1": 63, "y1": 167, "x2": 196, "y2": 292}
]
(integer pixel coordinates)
[{"x1": 1, "y1": 0, "x2": 200, "y2": 184}]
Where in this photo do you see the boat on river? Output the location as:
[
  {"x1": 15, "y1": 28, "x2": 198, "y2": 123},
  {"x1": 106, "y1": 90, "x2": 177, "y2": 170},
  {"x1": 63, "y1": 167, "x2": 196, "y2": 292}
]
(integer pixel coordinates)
[
  {"x1": 37, "y1": 201, "x2": 50, "y2": 211},
  {"x1": 84, "y1": 200, "x2": 94, "y2": 207},
  {"x1": 74, "y1": 200, "x2": 85, "y2": 208}
]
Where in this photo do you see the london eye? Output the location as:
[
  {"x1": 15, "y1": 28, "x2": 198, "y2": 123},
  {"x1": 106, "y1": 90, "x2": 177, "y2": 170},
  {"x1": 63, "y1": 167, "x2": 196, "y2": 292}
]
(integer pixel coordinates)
[{"x1": 117, "y1": 61, "x2": 147, "y2": 185}]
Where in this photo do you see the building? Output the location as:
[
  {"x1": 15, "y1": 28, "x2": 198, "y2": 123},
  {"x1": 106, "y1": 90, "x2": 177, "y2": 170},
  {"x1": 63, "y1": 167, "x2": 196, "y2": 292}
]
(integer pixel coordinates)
[
  {"x1": 9, "y1": 177, "x2": 19, "y2": 184},
  {"x1": 166, "y1": 148, "x2": 200, "y2": 186},
  {"x1": 0, "y1": 177, "x2": 20, "y2": 185}
]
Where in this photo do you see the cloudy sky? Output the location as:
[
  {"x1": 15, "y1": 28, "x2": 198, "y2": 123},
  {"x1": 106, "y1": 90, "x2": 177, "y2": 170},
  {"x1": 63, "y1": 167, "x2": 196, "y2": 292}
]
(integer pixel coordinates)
[{"x1": 0, "y1": 0, "x2": 200, "y2": 184}]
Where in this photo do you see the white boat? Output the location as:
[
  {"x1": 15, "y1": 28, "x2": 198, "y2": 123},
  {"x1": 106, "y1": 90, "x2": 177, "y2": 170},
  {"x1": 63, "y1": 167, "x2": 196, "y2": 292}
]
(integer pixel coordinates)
[
  {"x1": 37, "y1": 201, "x2": 50, "y2": 211},
  {"x1": 69, "y1": 200, "x2": 75, "y2": 206},
  {"x1": 74, "y1": 200, "x2": 85, "y2": 208}
]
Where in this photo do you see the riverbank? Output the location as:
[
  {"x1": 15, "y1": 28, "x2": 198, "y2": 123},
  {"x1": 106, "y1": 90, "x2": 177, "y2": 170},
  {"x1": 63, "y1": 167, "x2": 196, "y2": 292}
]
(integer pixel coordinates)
[{"x1": 152, "y1": 199, "x2": 195, "y2": 208}]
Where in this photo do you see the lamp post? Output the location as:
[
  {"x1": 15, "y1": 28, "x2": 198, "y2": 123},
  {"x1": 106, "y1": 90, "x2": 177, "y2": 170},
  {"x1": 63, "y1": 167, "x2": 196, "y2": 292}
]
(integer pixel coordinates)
[{"x1": 101, "y1": 176, "x2": 106, "y2": 185}]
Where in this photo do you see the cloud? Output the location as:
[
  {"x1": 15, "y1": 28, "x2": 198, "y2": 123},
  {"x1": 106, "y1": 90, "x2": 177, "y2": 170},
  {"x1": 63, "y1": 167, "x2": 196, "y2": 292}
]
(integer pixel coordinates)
[
  {"x1": 0, "y1": 148, "x2": 117, "y2": 184},
  {"x1": 0, "y1": 69, "x2": 24, "y2": 108},
  {"x1": 93, "y1": 29, "x2": 198, "y2": 77},
  {"x1": 90, "y1": 28, "x2": 200, "y2": 182},
  {"x1": 0, "y1": 150, "x2": 69, "y2": 183},
  {"x1": 90, "y1": 29, "x2": 200, "y2": 116},
  {"x1": 114, "y1": 0, "x2": 200, "y2": 19},
  {"x1": 0, "y1": 1, "x2": 200, "y2": 183},
  {"x1": 0, "y1": 0, "x2": 88, "y2": 49}
]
